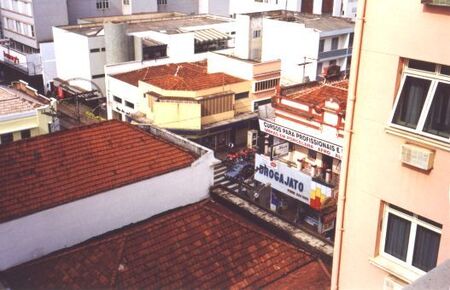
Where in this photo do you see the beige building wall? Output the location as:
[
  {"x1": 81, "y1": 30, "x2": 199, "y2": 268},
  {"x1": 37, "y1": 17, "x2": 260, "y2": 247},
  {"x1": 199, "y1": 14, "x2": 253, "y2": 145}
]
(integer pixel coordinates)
[{"x1": 333, "y1": 0, "x2": 450, "y2": 289}]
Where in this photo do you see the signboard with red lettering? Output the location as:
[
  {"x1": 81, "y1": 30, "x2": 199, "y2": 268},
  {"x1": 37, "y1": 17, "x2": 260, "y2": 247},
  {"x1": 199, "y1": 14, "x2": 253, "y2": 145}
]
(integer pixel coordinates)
[
  {"x1": 3, "y1": 51, "x2": 19, "y2": 64},
  {"x1": 259, "y1": 119, "x2": 343, "y2": 159}
]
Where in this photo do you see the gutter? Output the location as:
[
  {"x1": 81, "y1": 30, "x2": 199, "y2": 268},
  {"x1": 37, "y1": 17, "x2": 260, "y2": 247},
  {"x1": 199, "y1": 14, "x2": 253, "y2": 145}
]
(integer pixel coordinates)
[{"x1": 330, "y1": 0, "x2": 368, "y2": 289}]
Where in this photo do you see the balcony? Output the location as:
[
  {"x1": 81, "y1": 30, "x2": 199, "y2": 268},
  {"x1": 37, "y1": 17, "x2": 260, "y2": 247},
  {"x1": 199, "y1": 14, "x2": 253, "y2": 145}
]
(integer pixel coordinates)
[
  {"x1": 0, "y1": 45, "x2": 42, "y2": 75},
  {"x1": 318, "y1": 47, "x2": 352, "y2": 61}
]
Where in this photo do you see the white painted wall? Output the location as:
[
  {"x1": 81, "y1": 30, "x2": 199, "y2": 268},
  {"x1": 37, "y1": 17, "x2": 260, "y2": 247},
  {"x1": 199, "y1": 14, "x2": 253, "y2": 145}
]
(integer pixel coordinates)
[
  {"x1": 53, "y1": 27, "x2": 92, "y2": 90},
  {"x1": 207, "y1": 52, "x2": 254, "y2": 80},
  {"x1": 40, "y1": 42, "x2": 56, "y2": 93},
  {"x1": 0, "y1": 148, "x2": 216, "y2": 270},
  {"x1": 261, "y1": 18, "x2": 320, "y2": 84},
  {"x1": 106, "y1": 75, "x2": 140, "y2": 120},
  {"x1": 234, "y1": 14, "x2": 250, "y2": 60}
]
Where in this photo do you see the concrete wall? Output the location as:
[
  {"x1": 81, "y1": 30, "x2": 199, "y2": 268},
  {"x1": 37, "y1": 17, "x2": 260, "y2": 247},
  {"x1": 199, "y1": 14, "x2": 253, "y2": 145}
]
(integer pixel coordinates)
[
  {"x1": 40, "y1": 42, "x2": 56, "y2": 92},
  {"x1": 335, "y1": 0, "x2": 450, "y2": 289},
  {"x1": 0, "y1": 149, "x2": 215, "y2": 270},
  {"x1": 131, "y1": 0, "x2": 158, "y2": 14},
  {"x1": 33, "y1": 0, "x2": 68, "y2": 42},
  {"x1": 67, "y1": 0, "x2": 122, "y2": 24},
  {"x1": 53, "y1": 27, "x2": 92, "y2": 90},
  {"x1": 261, "y1": 18, "x2": 320, "y2": 84},
  {"x1": 158, "y1": 0, "x2": 198, "y2": 14}
]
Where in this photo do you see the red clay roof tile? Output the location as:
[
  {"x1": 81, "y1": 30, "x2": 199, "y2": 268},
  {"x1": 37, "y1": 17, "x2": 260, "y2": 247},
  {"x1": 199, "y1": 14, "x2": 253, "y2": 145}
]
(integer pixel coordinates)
[
  {"x1": 1, "y1": 200, "x2": 330, "y2": 289},
  {"x1": 0, "y1": 120, "x2": 196, "y2": 223},
  {"x1": 113, "y1": 61, "x2": 245, "y2": 91}
]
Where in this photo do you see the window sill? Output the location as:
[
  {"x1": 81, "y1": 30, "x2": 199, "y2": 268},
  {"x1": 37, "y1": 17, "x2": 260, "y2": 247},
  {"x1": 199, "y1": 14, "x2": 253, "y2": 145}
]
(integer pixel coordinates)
[
  {"x1": 369, "y1": 255, "x2": 423, "y2": 284},
  {"x1": 385, "y1": 126, "x2": 450, "y2": 152}
]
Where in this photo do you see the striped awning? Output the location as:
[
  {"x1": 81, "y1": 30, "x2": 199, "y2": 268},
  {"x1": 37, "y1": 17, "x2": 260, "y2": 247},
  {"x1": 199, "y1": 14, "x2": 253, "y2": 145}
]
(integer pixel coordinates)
[{"x1": 194, "y1": 29, "x2": 230, "y2": 43}]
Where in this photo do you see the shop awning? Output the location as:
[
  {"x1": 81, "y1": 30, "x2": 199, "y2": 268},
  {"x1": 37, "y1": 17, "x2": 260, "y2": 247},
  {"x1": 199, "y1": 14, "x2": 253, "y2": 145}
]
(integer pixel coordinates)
[{"x1": 193, "y1": 29, "x2": 230, "y2": 43}]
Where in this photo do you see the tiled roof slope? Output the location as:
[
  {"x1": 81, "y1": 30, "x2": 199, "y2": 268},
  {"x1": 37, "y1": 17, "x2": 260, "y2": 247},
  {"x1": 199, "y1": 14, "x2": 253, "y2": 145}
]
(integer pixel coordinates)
[
  {"x1": 288, "y1": 80, "x2": 348, "y2": 107},
  {"x1": 0, "y1": 86, "x2": 48, "y2": 115},
  {"x1": 0, "y1": 120, "x2": 196, "y2": 223},
  {"x1": 1, "y1": 200, "x2": 331, "y2": 290},
  {"x1": 113, "y1": 61, "x2": 245, "y2": 90}
]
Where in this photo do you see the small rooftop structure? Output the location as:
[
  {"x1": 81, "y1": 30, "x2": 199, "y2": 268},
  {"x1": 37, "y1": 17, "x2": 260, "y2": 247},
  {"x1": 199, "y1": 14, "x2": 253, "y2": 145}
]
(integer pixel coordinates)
[
  {"x1": 113, "y1": 61, "x2": 245, "y2": 90},
  {"x1": 1, "y1": 200, "x2": 331, "y2": 289},
  {"x1": 244, "y1": 10, "x2": 353, "y2": 32},
  {"x1": 285, "y1": 79, "x2": 349, "y2": 108},
  {"x1": 0, "y1": 120, "x2": 197, "y2": 223},
  {"x1": 0, "y1": 82, "x2": 50, "y2": 116}
]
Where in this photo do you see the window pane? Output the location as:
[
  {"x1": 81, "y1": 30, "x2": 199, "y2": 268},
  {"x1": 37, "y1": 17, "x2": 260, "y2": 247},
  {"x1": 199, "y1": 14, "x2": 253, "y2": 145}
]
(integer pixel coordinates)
[
  {"x1": 440, "y1": 65, "x2": 450, "y2": 76},
  {"x1": 423, "y1": 82, "x2": 450, "y2": 138},
  {"x1": 384, "y1": 213, "x2": 411, "y2": 261},
  {"x1": 408, "y1": 60, "x2": 436, "y2": 72},
  {"x1": 393, "y1": 76, "x2": 431, "y2": 129},
  {"x1": 412, "y1": 225, "x2": 440, "y2": 272}
]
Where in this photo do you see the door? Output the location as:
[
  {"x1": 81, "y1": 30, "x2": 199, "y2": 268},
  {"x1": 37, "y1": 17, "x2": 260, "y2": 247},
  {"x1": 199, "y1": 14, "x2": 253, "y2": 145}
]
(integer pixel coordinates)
[{"x1": 301, "y1": 0, "x2": 313, "y2": 13}]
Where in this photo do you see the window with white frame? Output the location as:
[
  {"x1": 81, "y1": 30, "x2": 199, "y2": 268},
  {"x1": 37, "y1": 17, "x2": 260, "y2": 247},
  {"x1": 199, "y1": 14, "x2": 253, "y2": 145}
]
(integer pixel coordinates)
[
  {"x1": 96, "y1": 0, "x2": 109, "y2": 9},
  {"x1": 123, "y1": 0, "x2": 130, "y2": 5},
  {"x1": 157, "y1": 0, "x2": 167, "y2": 4},
  {"x1": 380, "y1": 204, "x2": 442, "y2": 272},
  {"x1": 390, "y1": 59, "x2": 450, "y2": 142},
  {"x1": 253, "y1": 30, "x2": 261, "y2": 38}
]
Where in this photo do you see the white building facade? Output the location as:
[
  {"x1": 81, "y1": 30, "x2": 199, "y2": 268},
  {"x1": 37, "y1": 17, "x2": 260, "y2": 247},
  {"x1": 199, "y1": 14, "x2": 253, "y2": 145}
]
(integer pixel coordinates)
[
  {"x1": 234, "y1": 11, "x2": 354, "y2": 85},
  {"x1": 53, "y1": 13, "x2": 235, "y2": 96},
  {"x1": 158, "y1": 0, "x2": 357, "y2": 19}
]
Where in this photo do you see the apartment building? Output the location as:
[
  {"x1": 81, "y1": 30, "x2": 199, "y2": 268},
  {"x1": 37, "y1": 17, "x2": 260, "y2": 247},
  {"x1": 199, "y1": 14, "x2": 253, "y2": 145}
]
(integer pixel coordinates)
[
  {"x1": 157, "y1": 0, "x2": 358, "y2": 19},
  {"x1": 67, "y1": 0, "x2": 157, "y2": 24},
  {"x1": 0, "y1": 80, "x2": 56, "y2": 144},
  {"x1": 0, "y1": 0, "x2": 68, "y2": 90},
  {"x1": 332, "y1": 0, "x2": 450, "y2": 289},
  {"x1": 234, "y1": 10, "x2": 354, "y2": 85},
  {"x1": 52, "y1": 13, "x2": 235, "y2": 97},
  {"x1": 0, "y1": 0, "x2": 157, "y2": 93}
]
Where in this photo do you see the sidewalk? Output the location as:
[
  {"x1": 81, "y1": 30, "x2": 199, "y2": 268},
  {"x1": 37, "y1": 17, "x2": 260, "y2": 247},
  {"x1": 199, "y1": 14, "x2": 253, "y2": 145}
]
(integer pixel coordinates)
[{"x1": 210, "y1": 185, "x2": 334, "y2": 263}]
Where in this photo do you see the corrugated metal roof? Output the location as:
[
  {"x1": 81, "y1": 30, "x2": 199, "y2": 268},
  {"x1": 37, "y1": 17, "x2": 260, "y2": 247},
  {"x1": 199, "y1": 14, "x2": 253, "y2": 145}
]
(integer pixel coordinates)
[
  {"x1": 194, "y1": 29, "x2": 229, "y2": 43},
  {"x1": 142, "y1": 37, "x2": 164, "y2": 47}
]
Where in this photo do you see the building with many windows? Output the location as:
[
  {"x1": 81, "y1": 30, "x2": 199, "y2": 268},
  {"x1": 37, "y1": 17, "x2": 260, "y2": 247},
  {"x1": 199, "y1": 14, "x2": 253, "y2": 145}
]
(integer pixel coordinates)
[
  {"x1": 331, "y1": 0, "x2": 450, "y2": 289},
  {"x1": 0, "y1": 80, "x2": 56, "y2": 145},
  {"x1": 157, "y1": 0, "x2": 358, "y2": 19},
  {"x1": 234, "y1": 10, "x2": 354, "y2": 85},
  {"x1": 0, "y1": 0, "x2": 68, "y2": 90}
]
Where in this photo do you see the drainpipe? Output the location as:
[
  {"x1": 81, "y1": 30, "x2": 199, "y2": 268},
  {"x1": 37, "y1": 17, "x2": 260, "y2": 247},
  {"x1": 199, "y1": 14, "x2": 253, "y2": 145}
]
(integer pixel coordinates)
[{"x1": 331, "y1": 0, "x2": 368, "y2": 289}]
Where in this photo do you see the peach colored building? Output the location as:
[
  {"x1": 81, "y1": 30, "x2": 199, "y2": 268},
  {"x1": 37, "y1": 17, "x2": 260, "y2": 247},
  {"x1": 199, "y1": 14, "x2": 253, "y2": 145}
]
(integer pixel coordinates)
[{"x1": 331, "y1": 0, "x2": 450, "y2": 289}]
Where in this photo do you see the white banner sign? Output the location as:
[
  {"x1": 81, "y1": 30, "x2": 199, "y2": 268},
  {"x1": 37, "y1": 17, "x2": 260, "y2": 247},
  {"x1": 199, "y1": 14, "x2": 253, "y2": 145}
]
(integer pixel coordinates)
[
  {"x1": 254, "y1": 154, "x2": 312, "y2": 204},
  {"x1": 259, "y1": 119, "x2": 343, "y2": 160}
]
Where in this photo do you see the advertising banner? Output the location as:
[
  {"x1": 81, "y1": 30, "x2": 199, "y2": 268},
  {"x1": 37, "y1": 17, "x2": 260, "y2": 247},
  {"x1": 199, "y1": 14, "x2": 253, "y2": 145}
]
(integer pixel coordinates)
[
  {"x1": 259, "y1": 119, "x2": 343, "y2": 160},
  {"x1": 254, "y1": 154, "x2": 312, "y2": 204}
]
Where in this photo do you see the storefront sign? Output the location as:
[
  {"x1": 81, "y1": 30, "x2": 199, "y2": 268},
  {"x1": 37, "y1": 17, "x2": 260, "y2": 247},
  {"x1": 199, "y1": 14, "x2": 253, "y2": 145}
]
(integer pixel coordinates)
[
  {"x1": 3, "y1": 51, "x2": 19, "y2": 64},
  {"x1": 271, "y1": 142, "x2": 289, "y2": 159},
  {"x1": 255, "y1": 154, "x2": 312, "y2": 204},
  {"x1": 259, "y1": 119, "x2": 343, "y2": 160}
]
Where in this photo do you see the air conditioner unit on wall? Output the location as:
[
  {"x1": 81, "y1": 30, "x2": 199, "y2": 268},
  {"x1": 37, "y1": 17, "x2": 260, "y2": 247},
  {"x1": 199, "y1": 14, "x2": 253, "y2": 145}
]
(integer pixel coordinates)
[
  {"x1": 383, "y1": 275, "x2": 406, "y2": 290},
  {"x1": 400, "y1": 144, "x2": 435, "y2": 171}
]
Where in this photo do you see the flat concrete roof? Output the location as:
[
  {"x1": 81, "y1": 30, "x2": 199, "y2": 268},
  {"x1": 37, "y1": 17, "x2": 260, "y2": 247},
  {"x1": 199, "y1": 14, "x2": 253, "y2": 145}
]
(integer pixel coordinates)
[
  {"x1": 58, "y1": 14, "x2": 233, "y2": 37},
  {"x1": 244, "y1": 10, "x2": 353, "y2": 32}
]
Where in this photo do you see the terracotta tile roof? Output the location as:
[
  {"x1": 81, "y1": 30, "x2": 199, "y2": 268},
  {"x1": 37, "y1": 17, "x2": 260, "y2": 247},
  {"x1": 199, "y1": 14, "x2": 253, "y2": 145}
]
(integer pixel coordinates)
[
  {"x1": 1, "y1": 200, "x2": 330, "y2": 289},
  {"x1": 0, "y1": 120, "x2": 196, "y2": 223},
  {"x1": 286, "y1": 80, "x2": 349, "y2": 108},
  {"x1": 113, "y1": 61, "x2": 245, "y2": 91},
  {"x1": 0, "y1": 86, "x2": 48, "y2": 115}
]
